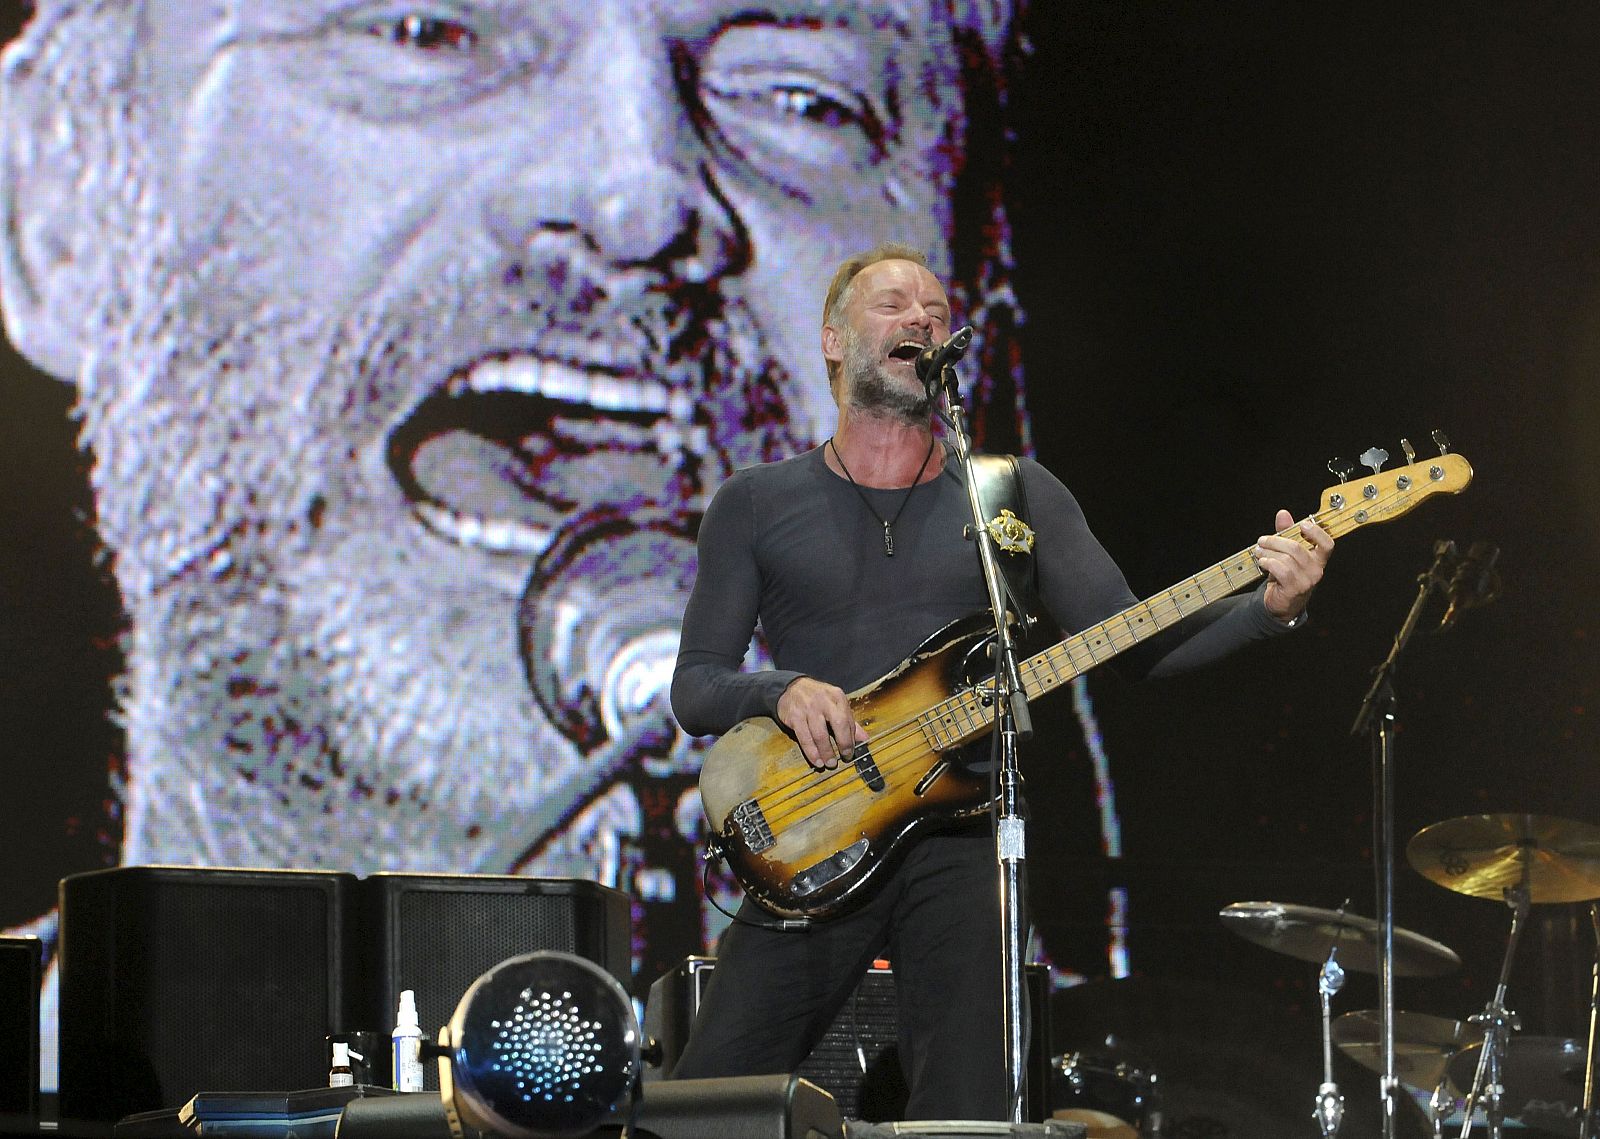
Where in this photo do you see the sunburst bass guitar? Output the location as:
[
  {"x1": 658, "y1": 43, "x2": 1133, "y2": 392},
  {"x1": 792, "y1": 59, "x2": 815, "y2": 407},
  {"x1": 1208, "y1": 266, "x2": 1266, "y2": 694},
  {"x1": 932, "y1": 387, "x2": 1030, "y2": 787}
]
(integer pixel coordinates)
[{"x1": 699, "y1": 446, "x2": 1473, "y2": 920}]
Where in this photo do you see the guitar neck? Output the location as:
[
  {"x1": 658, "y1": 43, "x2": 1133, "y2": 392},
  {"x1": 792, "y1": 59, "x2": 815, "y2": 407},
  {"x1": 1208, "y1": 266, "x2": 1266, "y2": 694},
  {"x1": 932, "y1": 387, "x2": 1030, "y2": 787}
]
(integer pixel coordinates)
[
  {"x1": 921, "y1": 448, "x2": 1471, "y2": 742},
  {"x1": 1020, "y1": 541, "x2": 1273, "y2": 699}
]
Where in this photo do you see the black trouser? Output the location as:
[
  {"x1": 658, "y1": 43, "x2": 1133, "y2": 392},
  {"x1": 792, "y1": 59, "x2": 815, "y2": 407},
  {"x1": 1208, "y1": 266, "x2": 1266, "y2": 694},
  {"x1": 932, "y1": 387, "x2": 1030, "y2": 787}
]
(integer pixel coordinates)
[{"x1": 671, "y1": 828, "x2": 1007, "y2": 1120}]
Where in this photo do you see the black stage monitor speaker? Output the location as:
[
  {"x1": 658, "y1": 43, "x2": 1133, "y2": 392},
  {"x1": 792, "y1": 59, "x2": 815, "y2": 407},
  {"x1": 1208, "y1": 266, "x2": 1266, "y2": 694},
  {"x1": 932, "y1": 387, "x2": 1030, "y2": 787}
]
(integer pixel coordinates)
[
  {"x1": 0, "y1": 936, "x2": 42, "y2": 1125},
  {"x1": 647, "y1": 956, "x2": 1053, "y2": 1123},
  {"x1": 354, "y1": 873, "x2": 631, "y2": 1090},
  {"x1": 57, "y1": 865, "x2": 358, "y2": 1124}
]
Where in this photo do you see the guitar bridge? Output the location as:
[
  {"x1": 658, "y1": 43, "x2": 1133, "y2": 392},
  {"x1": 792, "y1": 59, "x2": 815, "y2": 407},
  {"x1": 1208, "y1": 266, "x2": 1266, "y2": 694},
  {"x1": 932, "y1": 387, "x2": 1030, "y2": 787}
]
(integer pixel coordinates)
[
  {"x1": 730, "y1": 798, "x2": 775, "y2": 854},
  {"x1": 791, "y1": 838, "x2": 870, "y2": 898}
]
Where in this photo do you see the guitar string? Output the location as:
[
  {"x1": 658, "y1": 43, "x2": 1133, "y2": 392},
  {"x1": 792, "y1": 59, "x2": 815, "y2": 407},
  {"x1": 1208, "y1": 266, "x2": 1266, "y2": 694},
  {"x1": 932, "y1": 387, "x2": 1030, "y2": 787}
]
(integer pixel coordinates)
[
  {"x1": 751, "y1": 471, "x2": 1462, "y2": 836},
  {"x1": 736, "y1": 457, "x2": 1465, "y2": 851},
  {"x1": 745, "y1": 518, "x2": 1336, "y2": 834},
  {"x1": 751, "y1": 527, "x2": 1312, "y2": 829},
  {"x1": 751, "y1": 552, "x2": 1279, "y2": 830}
]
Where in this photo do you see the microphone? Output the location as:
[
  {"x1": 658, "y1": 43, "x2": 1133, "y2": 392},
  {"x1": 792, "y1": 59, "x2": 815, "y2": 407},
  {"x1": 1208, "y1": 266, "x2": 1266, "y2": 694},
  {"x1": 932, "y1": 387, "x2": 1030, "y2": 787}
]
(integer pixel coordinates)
[
  {"x1": 1439, "y1": 540, "x2": 1501, "y2": 631},
  {"x1": 913, "y1": 325, "x2": 974, "y2": 386}
]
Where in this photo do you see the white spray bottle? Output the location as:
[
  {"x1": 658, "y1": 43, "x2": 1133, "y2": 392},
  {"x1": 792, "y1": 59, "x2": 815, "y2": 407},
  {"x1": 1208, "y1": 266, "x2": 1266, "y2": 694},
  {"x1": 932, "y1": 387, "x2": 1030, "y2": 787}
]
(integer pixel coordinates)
[{"x1": 392, "y1": 988, "x2": 425, "y2": 1092}]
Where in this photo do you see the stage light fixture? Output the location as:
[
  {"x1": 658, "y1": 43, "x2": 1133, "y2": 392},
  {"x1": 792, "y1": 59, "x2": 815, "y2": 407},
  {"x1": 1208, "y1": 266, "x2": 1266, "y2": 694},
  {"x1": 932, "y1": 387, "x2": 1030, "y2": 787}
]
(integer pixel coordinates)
[{"x1": 436, "y1": 950, "x2": 643, "y2": 1139}]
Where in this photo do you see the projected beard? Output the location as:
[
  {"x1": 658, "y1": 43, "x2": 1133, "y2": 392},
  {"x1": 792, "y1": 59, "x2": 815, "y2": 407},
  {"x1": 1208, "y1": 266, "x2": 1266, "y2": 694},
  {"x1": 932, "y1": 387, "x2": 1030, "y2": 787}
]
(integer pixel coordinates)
[
  {"x1": 11, "y1": 0, "x2": 1033, "y2": 958},
  {"x1": 75, "y1": 120, "x2": 814, "y2": 886}
]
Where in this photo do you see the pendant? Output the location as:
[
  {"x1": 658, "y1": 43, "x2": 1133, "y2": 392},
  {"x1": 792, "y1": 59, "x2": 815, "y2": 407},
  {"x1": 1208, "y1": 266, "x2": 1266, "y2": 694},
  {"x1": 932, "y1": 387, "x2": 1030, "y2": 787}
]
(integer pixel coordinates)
[{"x1": 883, "y1": 520, "x2": 895, "y2": 557}]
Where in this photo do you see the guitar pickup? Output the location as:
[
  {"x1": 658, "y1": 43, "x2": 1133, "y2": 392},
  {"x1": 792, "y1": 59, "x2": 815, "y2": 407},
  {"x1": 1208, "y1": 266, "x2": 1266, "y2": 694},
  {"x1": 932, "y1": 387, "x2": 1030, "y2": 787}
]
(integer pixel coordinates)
[
  {"x1": 914, "y1": 759, "x2": 950, "y2": 796},
  {"x1": 852, "y1": 746, "x2": 886, "y2": 792},
  {"x1": 791, "y1": 838, "x2": 869, "y2": 898},
  {"x1": 730, "y1": 798, "x2": 775, "y2": 854}
]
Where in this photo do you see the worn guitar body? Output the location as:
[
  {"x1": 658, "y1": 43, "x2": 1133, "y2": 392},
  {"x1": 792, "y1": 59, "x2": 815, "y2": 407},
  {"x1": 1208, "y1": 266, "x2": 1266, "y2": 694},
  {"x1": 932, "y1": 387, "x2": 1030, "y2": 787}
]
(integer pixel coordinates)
[
  {"x1": 699, "y1": 613, "x2": 1010, "y2": 921},
  {"x1": 700, "y1": 447, "x2": 1474, "y2": 921}
]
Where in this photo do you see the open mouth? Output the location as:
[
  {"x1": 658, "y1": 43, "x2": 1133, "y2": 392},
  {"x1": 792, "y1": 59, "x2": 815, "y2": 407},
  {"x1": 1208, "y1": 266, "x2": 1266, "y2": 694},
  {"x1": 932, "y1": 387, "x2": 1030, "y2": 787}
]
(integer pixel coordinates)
[
  {"x1": 888, "y1": 339, "x2": 926, "y2": 365},
  {"x1": 386, "y1": 352, "x2": 704, "y2": 555}
]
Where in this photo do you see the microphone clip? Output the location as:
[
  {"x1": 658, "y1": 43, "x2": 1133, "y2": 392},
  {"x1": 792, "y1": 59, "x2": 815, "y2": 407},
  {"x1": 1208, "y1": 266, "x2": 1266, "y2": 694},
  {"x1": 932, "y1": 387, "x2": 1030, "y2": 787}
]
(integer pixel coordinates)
[{"x1": 914, "y1": 325, "x2": 974, "y2": 399}]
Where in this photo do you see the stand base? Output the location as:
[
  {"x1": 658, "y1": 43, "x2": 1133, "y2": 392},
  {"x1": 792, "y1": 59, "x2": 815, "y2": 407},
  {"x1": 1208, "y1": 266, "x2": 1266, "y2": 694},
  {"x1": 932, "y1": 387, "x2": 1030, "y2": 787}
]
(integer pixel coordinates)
[{"x1": 843, "y1": 1122, "x2": 1086, "y2": 1138}]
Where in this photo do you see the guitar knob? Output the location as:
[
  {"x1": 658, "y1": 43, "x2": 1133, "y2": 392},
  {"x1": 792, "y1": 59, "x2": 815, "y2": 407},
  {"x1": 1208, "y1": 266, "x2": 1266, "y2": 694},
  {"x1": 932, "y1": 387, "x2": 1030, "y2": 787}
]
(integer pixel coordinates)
[{"x1": 1359, "y1": 446, "x2": 1389, "y2": 474}]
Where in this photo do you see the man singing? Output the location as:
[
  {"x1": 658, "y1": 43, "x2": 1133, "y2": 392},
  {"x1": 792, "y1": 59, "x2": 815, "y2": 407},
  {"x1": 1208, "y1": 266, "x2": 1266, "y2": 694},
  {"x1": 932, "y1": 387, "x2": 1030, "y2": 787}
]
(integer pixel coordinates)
[{"x1": 669, "y1": 243, "x2": 1334, "y2": 1120}]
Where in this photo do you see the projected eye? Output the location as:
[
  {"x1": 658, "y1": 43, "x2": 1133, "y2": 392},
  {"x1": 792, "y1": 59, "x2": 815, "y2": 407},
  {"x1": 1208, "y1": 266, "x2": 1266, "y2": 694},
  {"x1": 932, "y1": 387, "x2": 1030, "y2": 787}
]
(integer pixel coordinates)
[
  {"x1": 701, "y1": 70, "x2": 888, "y2": 172},
  {"x1": 763, "y1": 84, "x2": 880, "y2": 140},
  {"x1": 365, "y1": 12, "x2": 479, "y2": 52},
  {"x1": 309, "y1": 2, "x2": 549, "y2": 117}
]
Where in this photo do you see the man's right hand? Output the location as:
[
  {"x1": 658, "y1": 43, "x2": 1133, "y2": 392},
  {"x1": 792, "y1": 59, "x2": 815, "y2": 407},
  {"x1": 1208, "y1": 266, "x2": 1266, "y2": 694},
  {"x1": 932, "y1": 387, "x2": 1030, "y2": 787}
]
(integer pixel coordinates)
[{"x1": 776, "y1": 677, "x2": 869, "y2": 770}]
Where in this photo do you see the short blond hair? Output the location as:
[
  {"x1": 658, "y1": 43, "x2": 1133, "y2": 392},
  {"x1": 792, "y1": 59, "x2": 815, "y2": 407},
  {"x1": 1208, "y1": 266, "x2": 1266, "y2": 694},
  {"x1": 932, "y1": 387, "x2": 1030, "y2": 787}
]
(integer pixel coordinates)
[{"x1": 821, "y1": 243, "x2": 930, "y2": 390}]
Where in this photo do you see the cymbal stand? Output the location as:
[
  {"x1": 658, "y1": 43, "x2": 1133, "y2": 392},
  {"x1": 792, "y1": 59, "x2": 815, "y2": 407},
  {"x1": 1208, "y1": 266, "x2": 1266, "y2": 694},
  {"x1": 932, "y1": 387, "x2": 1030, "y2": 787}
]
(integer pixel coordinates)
[
  {"x1": 1456, "y1": 872, "x2": 1530, "y2": 1139},
  {"x1": 1581, "y1": 902, "x2": 1599, "y2": 1139},
  {"x1": 1352, "y1": 538, "x2": 1460, "y2": 1139},
  {"x1": 1315, "y1": 946, "x2": 1348, "y2": 1137},
  {"x1": 1427, "y1": 1077, "x2": 1452, "y2": 1139},
  {"x1": 931, "y1": 357, "x2": 1034, "y2": 1124}
]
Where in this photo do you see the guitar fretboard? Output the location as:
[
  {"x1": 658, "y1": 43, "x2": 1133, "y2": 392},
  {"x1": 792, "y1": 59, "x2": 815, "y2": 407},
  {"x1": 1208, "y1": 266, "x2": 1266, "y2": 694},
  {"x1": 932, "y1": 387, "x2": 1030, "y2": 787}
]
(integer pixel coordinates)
[{"x1": 912, "y1": 449, "x2": 1471, "y2": 752}]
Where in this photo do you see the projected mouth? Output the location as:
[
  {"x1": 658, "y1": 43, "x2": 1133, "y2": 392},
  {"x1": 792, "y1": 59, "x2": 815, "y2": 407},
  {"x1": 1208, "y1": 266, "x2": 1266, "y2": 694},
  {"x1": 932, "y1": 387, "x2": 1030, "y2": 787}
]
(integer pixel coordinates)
[
  {"x1": 387, "y1": 352, "x2": 706, "y2": 554},
  {"x1": 888, "y1": 339, "x2": 925, "y2": 363}
]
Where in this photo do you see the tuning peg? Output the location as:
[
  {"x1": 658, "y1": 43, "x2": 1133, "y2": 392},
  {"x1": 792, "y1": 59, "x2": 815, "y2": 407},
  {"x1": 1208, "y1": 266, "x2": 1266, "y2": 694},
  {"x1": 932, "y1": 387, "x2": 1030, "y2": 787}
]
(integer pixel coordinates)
[
  {"x1": 1400, "y1": 438, "x2": 1417, "y2": 464},
  {"x1": 1431, "y1": 429, "x2": 1452, "y2": 455},
  {"x1": 1326, "y1": 457, "x2": 1358, "y2": 481},
  {"x1": 1360, "y1": 446, "x2": 1389, "y2": 475}
]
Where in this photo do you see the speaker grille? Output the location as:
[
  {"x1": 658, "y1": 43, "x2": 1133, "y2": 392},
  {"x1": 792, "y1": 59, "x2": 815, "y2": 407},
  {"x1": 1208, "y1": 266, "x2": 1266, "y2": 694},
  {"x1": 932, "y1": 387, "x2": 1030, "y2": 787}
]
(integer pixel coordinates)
[
  {"x1": 794, "y1": 969, "x2": 901, "y2": 1121},
  {"x1": 360, "y1": 875, "x2": 632, "y2": 1091},
  {"x1": 650, "y1": 957, "x2": 1051, "y2": 1122},
  {"x1": 58, "y1": 866, "x2": 354, "y2": 1122}
]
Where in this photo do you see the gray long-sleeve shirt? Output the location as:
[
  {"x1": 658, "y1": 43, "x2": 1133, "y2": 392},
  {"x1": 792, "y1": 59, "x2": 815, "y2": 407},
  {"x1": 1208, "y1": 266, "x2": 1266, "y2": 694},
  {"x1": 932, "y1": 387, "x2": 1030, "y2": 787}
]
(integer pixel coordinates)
[{"x1": 672, "y1": 445, "x2": 1291, "y2": 738}]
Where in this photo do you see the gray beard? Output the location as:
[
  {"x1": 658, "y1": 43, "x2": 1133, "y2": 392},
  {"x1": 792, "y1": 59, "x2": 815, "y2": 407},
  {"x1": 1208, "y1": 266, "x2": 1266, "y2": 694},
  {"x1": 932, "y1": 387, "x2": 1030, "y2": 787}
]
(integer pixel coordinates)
[
  {"x1": 70, "y1": 125, "x2": 803, "y2": 884},
  {"x1": 842, "y1": 327, "x2": 933, "y2": 426}
]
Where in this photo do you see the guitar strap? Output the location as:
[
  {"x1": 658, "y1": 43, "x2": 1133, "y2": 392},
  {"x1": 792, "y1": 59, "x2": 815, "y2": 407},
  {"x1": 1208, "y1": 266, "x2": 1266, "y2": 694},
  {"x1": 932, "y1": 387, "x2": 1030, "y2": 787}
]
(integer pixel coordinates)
[{"x1": 969, "y1": 453, "x2": 1043, "y2": 627}]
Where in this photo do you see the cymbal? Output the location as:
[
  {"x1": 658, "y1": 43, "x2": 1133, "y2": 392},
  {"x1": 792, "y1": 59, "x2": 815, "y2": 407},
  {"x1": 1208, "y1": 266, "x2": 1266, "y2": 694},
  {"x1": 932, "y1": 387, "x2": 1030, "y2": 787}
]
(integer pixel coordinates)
[
  {"x1": 1332, "y1": 1010, "x2": 1475, "y2": 1091},
  {"x1": 1407, "y1": 813, "x2": 1600, "y2": 904},
  {"x1": 1219, "y1": 901, "x2": 1462, "y2": 977},
  {"x1": 1445, "y1": 1037, "x2": 1591, "y2": 1136}
]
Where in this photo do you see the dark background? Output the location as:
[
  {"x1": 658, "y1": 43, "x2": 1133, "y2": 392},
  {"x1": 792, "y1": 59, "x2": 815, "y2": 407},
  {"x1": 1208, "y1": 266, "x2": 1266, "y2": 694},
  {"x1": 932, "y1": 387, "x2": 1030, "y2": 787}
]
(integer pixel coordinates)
[
  {"x1": 1006, "y1": 3, "x2": 1600, "y2": 1124},
  {"x1": 4, "y1": 2, "x2": 1597, "y2": 1127}
]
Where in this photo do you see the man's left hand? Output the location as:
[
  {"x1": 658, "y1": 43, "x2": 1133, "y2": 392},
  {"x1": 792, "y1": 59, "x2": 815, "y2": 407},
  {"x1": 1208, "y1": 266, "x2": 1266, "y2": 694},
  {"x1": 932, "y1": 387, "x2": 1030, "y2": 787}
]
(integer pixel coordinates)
[{"x1": 1255, "y1": 509, "x2": 1334, "y2": 624}]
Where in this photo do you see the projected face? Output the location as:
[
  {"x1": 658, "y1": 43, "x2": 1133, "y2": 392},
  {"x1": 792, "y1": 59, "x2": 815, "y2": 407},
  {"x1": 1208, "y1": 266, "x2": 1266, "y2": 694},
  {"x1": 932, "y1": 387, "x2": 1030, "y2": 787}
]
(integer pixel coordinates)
[{"x1": 1, "y1": 1, "x2": 997, "y2": 935}]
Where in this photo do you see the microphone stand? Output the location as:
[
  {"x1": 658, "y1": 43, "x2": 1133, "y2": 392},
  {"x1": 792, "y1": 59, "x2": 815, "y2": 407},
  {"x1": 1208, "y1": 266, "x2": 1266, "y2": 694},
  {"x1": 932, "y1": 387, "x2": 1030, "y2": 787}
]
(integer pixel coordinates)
[
  {"x1": 1581, "y1": 903, "x2": 1599, "y2": 1139},
  {"x1": 1350, "y1": 539, "x2": 1460, "y2": 1139},
  {"x1": 930, "y1": 360, "x2": 1034, "y2": 1123}
]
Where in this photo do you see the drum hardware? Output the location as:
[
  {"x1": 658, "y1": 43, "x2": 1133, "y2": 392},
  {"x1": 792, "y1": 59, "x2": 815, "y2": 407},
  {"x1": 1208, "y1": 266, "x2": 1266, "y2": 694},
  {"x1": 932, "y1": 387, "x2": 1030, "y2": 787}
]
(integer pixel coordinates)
[
  {"x1": 1221, "y1": 900, "x2": 1462, "y2": 1138},
  {"x1": 1407, "y1": 813, "x2": 1600, "y2": 1139},
  {"x1": 1050, "y1": 1044, "x2": 1160, "y2": 1138},
  {"x1": 1317, "y1": 945, "x2": 1350, "y2": 1137},
  {"x1": 1334, "y1": 1010, "x2": 1476, "y2": 1139},
  {"x1": 1218, "y1": 901, "x2": 1464, "y2": 978},
  {"x1": 1442, "y1": 1036, "x2": 1592, "y2": 1137}
]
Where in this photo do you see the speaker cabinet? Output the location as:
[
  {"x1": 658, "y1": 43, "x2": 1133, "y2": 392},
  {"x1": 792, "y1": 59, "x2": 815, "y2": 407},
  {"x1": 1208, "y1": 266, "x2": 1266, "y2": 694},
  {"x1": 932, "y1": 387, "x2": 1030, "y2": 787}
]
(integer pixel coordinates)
[
  {"x1": 58, "y1": 865, "x2": 358, "y2": 1124},
  {"x1": 354, "y1": 874, "x2": 631, "y2": 1090},
  {"x1": 647, "y1": 956, "x2": 1053, "y2": 1122},
  {"x1": 0, "y1": 936, "x2": 42, "y2": 1125}
]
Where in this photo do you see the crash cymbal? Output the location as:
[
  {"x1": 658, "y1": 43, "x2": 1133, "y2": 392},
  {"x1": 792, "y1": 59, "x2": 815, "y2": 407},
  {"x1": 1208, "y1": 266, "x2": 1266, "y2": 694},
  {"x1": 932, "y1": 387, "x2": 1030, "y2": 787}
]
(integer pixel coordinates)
[
  {"x1": 1219, "y1": 901, "x2": 1463, "y2": 977},
  {"x1": 1332, "y1": 1010, "x2": 1475, "y2": 1091},
  {"x1": 1445, "y1": 1037, "x2": 1591, "y2": 1137},
  {"x1": 1407, "y1": 813, "x2": 1600, "y2": 904}
]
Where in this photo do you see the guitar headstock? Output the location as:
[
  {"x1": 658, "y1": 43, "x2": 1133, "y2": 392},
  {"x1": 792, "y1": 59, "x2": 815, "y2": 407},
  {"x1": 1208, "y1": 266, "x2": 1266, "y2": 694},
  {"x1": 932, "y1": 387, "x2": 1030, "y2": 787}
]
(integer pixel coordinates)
[{"x1": 1314, "y1": 437, "x2": 1473, "y2": 538}]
